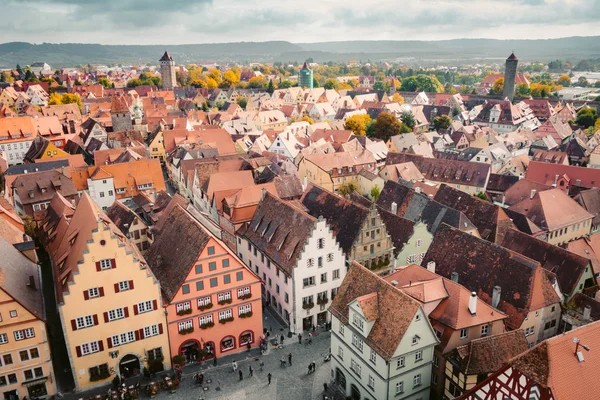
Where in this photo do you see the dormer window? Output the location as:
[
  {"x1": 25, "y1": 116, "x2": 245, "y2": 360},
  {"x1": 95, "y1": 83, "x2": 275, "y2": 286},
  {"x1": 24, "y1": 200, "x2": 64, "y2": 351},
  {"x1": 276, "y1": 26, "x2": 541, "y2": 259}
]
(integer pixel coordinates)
[
  {"x1": 412, "y1": 335, "x2": 420, "y2": 345},
  {"x1": 353, "y1": 314, "x2": 364, "y2": 331}
]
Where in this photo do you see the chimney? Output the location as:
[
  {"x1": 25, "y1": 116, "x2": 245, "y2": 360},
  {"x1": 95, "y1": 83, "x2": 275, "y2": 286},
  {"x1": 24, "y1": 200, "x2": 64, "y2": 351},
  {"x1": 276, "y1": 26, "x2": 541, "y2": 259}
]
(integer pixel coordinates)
[
  {"x1": 553, "y1": 174, "x2": 559, "y2": 187},
  {"x1": 584, "y1": 305, "x2": 592, "y2": 320},
  {"x1": 261, "y1": 187, "x2": 267, "y2": 201},
  {"x1": 468, "y1": 292, "x2": 477, "y2": 315},
  {"x1": 492, "y1": 285, "x2": 502, "y2": 308},
  {"x1": 530, "y1": 189, "x2": 536, "y2": 199},
  {"x1": 415, "y1": 187, "x2": 422, "y2": 194},
  {"x1": 390, "y1": 280, "x2": 398, "y2": 287},
  {"x1": 426, "y1": 261, "x2": 436, "y2": 274},
  {"x1": 391, "y1": 201, "x2": 398, "y2": 215},
  {"x1": 451, "y1": 272, "x2": 459, "y2": 282}
]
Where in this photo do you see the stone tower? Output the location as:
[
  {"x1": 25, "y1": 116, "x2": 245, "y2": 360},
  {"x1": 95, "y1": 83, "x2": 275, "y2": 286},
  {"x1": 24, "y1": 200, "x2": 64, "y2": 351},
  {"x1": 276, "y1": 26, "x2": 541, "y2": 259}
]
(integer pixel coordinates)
[
  {"x1": 159, "y1": 51, "x2": 177, "y2": 89},
  {"x1": 110, "y1": 93, "x2": 132, "y2": 132},
  {"x1": 503, "y1": 52, "x2": 518, "y2": 102},
  {"x1": 298, "y1": 62, "x2": 313, "y2": 89}
]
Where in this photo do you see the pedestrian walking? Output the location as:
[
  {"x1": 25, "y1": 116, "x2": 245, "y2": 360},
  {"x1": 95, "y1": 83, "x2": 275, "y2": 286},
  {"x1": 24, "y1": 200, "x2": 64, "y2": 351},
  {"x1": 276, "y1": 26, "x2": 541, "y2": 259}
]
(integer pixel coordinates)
[
  {"x1": 249, "y1": 366, "x2": 254, "y2": 377},
  {"x1": 268, "y1": 373, "x2": 272, "y2": 385},
  {"x1": 239, "y1": 369, "x2": 243, "y2": 380},
  {"x1": 298, "y1": 333, "x2": 302, "y2": 344},
  {"x1": 312, "y1": 361, "x2": 316, "y2": 372},
  {"x1": 308, "y1": 333, "x2": 313, "y2": 345},
  {"x1": 280, "y1": 334, "x2": 284, "y2": 344},
  {"x1": 232, "y1": 360, "x2": 238, "y2": 372},
  {"x1": 307, "y1": 363, "x2": 312, "y2": 375},
  {"x1": 280, "y1": 357, "x2": 286, "y2": 367},
  {"x1": 213, "y1": 357, "x2": 217, "y2": 367},
  {"x1": 288, "y1": 353, "x2": 292, "y2": 365},
  {"x1": 247, "y1": 342, "x2": 251, "y2": 351}
]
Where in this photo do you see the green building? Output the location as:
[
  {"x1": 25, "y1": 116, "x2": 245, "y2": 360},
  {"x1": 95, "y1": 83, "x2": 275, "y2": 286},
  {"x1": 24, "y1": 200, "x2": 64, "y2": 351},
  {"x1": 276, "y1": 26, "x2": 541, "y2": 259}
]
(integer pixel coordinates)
[{"x1": 298, "y1": 62, "x2": 313, "y2": 89}]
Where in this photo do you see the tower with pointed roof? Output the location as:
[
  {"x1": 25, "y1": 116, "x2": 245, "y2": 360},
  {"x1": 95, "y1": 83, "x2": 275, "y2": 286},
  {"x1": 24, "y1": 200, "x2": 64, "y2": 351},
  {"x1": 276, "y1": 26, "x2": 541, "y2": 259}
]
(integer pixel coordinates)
[
  {"x1": 298, "y1": 61, "x2": 313, "y2": 89},
  {"x1": 159, "y1": 51, "x2": 177, "y2": 89},
  {"x1": 503, "y1": 52, "x2": 518, "y2": 102},
  {"x1": 110, "y1": 92, "x2": 133, "y2": 132}
]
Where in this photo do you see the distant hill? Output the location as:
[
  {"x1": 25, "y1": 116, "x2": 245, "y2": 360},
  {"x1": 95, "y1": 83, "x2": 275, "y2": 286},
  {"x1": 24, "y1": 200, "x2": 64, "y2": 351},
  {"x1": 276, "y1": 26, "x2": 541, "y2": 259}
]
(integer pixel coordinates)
[{"x1": 1, "y1": 37, "x2": 599, "y2": 68}]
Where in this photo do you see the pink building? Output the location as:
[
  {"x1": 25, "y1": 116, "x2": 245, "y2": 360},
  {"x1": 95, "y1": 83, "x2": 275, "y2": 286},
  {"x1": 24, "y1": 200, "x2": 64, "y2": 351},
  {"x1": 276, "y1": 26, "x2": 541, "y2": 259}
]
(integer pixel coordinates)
[{"x1": 146, "y1": 204, "x2": 262, "y2": 362}]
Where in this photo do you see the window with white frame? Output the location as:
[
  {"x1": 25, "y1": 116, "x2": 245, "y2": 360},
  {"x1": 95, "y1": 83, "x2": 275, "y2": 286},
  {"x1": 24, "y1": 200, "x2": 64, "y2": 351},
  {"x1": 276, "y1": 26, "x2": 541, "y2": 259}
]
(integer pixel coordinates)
[
  {"x1": 111, "y1": 331, "x2": 135, "y2": 346},
  {"x1": 481, "y1": 325, "x2": 489, "y2": 336},
  {"x1": 108, "y1": 307, "x2": 126, "y2": 321},
  {"x1": 118, "y1": 281, "x2": 131, "y2": 291},
  {"x1": 237, "y1": 287, "x2": 251, "y2": 297},
  {"x1": 178, "y1": 320, "x2": 193, "y2": 332},
  {"x1": 219, "y1": 309, "x2": 233, "y2": 321},
  {"x1": 14, "y1": 331, "x2": 24, "y2": 341},
  {"x1": 307, "y1": 258, "x2": 314, "y2": 267},
  {"x1": 327, "y1": 253, "x2": 334, "y2": 262},
  {"x1": 143, "y1": 325, "x2": 160, "y2": 338},
  {"x1": 412, "y1": 335, "x2": 419, "y2": 345},
  {"x1": 413, "y1": 374, "x2": 421, "y2": 387},
  {"x1": 199, "y1": 315, "x2": 213, "y2": 326},
  {"x1": 396, "y1": 381, "x2": 404, "y2": 394},
  {"x1": 176, "y1": 302, "x2": 191, "y2": 313},
  {"x1": 0, "y1": 334, "x2": 7, "y2": 345},
  {"x1": 333, "y1": 269, "x2": 340, "y2": 280},
  {"x1": 369, "y1": 348, "x2": 376, "y2": 364},
  {"x1": 339, "y1": 324, "x2": 345, "y2": 336},
  {"x1": 338, "y1": 346, "x2": 344, "y2": 360},
  {"x1": 99, "y1": 259, "x2": 112, "y2": 270},
  {"x1": 138, "y1": 300, "x2": 153, "y2": 314},
  {"x1": 353, "y1": 314, "x2": 364, "y2": 330},
  {"x1": 460, "y1": 328, "x2": 468, "y2": 339},
  {"x1": 352, "y1": 333, "x2": 364, "y2": 352},
  {"x1": 80, "y1": 341, "x2": 100, "y2": 356},
  {"x1": 368, "y1": 375, "x2": 375, "y2": 389},
  {"x1": 415, "y1": 350, "x2": 423, "y2": 362},
  {"x1": 218, "y1": 292, "x2": 232, "y2": 302},
  {"x1": 238, "y1": 304, "x2": 251, "y2": 316},
  {"x1": 198, "y1": 296, "x2": 211, "y2": 307},
  {"x1": 397, "y1": 356, "x2": 405, "y2": 369},
  {"x1": 24, "y1": 328, "x2": 34, "y2": 339},
  {"x1": 76, "y1": 315, "x2": 94, "y2": 329},
  {"x1": 350, "y1": 358, "x2": 361, "y2": 377},
  {"x1": 88, "y1": 288, "x2": 100, "y2": 298},
  {"x1": 317, "y1": 238, "x2": 325, "y2": 249}
]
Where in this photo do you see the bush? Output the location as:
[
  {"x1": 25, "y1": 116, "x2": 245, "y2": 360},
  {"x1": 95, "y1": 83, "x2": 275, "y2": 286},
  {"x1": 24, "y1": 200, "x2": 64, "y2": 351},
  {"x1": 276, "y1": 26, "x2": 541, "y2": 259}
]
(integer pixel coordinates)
[{"x1": 172, "y1": 355, "x2": 184, "y2": 366}]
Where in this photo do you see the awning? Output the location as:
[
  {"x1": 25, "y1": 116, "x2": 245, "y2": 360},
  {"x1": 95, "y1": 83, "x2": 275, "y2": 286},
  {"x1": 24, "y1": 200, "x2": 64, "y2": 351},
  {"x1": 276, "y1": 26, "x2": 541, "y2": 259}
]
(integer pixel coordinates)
[{"x1": 22, "y1": 376, "x2": 47, "y2": 387}]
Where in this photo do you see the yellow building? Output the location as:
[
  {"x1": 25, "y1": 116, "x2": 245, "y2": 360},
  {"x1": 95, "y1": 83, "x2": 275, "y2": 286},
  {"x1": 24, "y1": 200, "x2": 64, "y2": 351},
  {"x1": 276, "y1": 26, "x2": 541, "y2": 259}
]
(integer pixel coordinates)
[
  {"x1": 148, "y1": 131, "x2": 166, "y2": 162},
  {"x1": 23, "y1": 136, "x2": 68, "y2": 163},
  {"x1": 0, "y1": 238, "x2": 56, "y2": 399},
  {"x1": 40, "y1": 193, "x2": 170, "y2": 391}
]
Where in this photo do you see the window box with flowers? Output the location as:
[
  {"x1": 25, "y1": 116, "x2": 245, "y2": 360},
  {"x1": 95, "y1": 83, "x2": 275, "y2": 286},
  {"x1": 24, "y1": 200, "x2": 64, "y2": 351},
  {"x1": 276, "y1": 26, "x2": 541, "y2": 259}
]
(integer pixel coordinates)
[
  {"x1": 317, "y1": 297, "x2": 329, "y2": 306},
  {"x1": 302, "y1": 302, "x2": 315, "y2": 310},
  {"x1": 240, "y1": 311, "x2": 253, "y2": 319},
  {"x1": 179, "y1": 327, "x2": 194, "y2": 335},
  {"x1": 198, "y1": 303, "x2": 213, "y2": 311},
  {"x1": 200, "y1": 321, "x2": 215, "y2": 329},
  {"x1": 219, "y1": 316, "x2": 234, "y2": 324},
  {"x1": 218, "y1": 298, "x2": 233, "y2": 305},
  {"x1": 176, "y1": 308, "x2": 192, "y2": 316},
  {"x1": 238, "y1": 292, "x2": 252, "y2": 300}
]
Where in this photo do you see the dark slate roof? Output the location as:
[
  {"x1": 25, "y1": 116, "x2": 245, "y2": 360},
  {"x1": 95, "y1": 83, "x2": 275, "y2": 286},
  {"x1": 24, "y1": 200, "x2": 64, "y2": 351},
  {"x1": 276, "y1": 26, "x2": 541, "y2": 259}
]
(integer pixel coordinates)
[
  {"x1": 159, "y1": 51, "x2": 174, "y2": 62},
  {"x1": 568, "y1": 293, "x2": 600, "y2": 321},
  {"x1": 434, "y1": 184, "x2": 515, "y2": 242},
  {"x1": 301, "y1": 185, "x2": 368, "y2": 256},
  {"x1": 445, "y1": 330, "x2": 529, "y2": 375},
  {"x1": 274, "y1": 175, "x2": 303, "y2": 200},
  {"x1": 487, "y1": 174, "x2": 520, "y2": 193},
  {"x1": 504, "y1": 209, "x2": 542, "y2": 236},
  {"x1": 3, "y1": 159, "x2": 69, "y2": 176},
  {"x1": 145, "y1": 205, "x2": 211, "y2": 302},
  {"x1": 240, "y1": 192, "x2": 316, "y2": 276},
  {"x1": 24, "y1": 136, "x2": 51, "y2": 162},
  {"x1": 575, "y1": 188, "x2": 600, "y2": 227},
  {"x1": 498, "y1": 228, "x2": 590, "y2": 297},
  {"x1": 377, "y1": 180, "x2": 418, "y2": 215},
  {"x1": 378, "y1": 208, "x2": 415, "y2": 256},
  {"x1": 106, "y1": 201, "x2": 137, "y2": 235},
  {"x1": 329, "y1": 262, "x2": 422, "y2": 361},
  {"x1": 386, "y1": 152, "x2": 489, "y2": 189},
  {"x1": 422, "y1": 224, "x2": 560, "y2": 329},
  {"x1": 422, "y1": 105, "x2": 452, "y2": 123}
]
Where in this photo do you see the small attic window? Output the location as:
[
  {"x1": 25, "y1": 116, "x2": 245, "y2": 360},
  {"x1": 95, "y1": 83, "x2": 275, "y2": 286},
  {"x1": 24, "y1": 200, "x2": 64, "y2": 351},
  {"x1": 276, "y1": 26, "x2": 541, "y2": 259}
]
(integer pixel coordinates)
[
  {"x1": 100, "y1": 240, "x2": 106, "y2": 246},
  {"x1": 415, "y1": 314, "x2": 421, "y2": 321}
]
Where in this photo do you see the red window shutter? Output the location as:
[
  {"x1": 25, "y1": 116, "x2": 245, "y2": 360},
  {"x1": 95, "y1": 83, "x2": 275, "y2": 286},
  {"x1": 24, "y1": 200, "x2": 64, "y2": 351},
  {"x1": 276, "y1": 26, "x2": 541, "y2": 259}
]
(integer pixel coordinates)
[
  {"x1": 133, "y1": 304, "x2": 139, "y2": 315},
  {"x1": 134, "y1": 330, "x2": 140, "y2": 341},
  {"x1": 93, "y1": 314, "x2": 99, "y2": 326},
  {"x1": 111, "y1": 258, "x2": 117, "y2": 269},
  {"x1": 83, "y1": 291, "x2": 89, "y2": 300},
  {"x1": 95, "y1": 261, "x2": 101, "y2": 271},
  {"x1": 99, "y1": 287, "x2": 105, "y2": 297},
  {"x1": 139, "y1": 328, "x2": 145, "y2": 339},
  {"x1": 129, "y1": 280, "x2": 134, "y2": 290},
  {"x1": 124, "y1": 307, "x2": 129, "y2": 318},
  {"x1": 152, "y1": 300, "x2": 158, "y2": 310},
  {"x1": 158, "y1": 323, "x2": 163, "y2": 334},
  {"x1": 71, "y1": 319, "x2": 77, "y2": 331},
  {"x1": 103, "y1": 312, "x2": 109, "y2": 323},
  {"x1": 114, "y1": 283, "x2": 120, "y2": 293},
  {"x1": 98, "y1": 340, "x2": 104, "y2": 352},
  {"x1": 75, "y1": 346, "x2": 82, "y2": 357},
  {"x1": 107, "y1": 337, "x2": 113, "y2": 349}
]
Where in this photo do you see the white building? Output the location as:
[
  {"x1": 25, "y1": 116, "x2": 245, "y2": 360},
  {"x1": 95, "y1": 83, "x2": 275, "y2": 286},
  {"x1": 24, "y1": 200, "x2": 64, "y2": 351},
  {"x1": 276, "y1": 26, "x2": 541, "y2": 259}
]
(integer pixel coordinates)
[
  {"x1": 86, "y1": 168, "x2": 116, "y2": 210},
  {"x1": 236, "y1": 192, "x2": 346, "y2": 332},
  {"x1": 329, "y1": 262, "x2": 439, "y2": 400},
  {"x1": 268, "y1": 131, "x2": 304, "y2": 159}
]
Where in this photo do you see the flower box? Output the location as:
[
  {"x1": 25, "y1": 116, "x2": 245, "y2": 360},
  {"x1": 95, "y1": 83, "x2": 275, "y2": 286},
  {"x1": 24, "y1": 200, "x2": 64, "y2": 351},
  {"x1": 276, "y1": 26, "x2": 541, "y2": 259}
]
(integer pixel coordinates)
[
  {"x1": 218, "y1": 298, "x2": 233, "y2": 305},
  {"x1": 317, "y1": 297, "x2": 329, "y2": 306},
  {"x1": 302, "y1": 302, "x2": 315, "y2": 310},
  {"x1": 240, "y1": 311, "x2": 253, "y2": 319},
  {"x1": 176, "y1": 308, "x2": 192, "y2": 316},
  {"x1": 178, "y1": 327, "x2": 194, "y2": 335},
  {"x1": 198, "y1": 303, "x2": 213, "y2": 311},
  {"x1": 219, "y1": 316, "x2": 234, "y2": 324},
  {"x1": 200, "y1": 321, "x2": 215, "y2": 329},
  {"x1": 238, "y1": 293, "x2": 252, "y2": 300}
]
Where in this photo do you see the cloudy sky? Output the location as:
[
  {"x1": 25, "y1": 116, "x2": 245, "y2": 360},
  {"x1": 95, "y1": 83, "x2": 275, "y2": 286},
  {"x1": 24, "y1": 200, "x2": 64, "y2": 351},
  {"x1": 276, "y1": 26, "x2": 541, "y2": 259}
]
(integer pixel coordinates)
[{"x1": 2, "y1": 0, "x2": 600, "y2": 44}]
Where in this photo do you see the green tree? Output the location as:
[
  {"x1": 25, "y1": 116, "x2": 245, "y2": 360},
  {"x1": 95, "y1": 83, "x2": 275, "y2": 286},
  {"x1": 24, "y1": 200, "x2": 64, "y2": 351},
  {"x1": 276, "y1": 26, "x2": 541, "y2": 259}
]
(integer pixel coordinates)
[
  {"x1": 16, "y1": 64, "x2": 23, "y2": 75},
  {"x1": 490, "y1": 78, "x2": 504, "y2": 95},
  {"x1": 344, "y1": 114, "x2": 372, "y2": 136},
  {"x1": 576, "y1": 107, "x2": 598, "y2": 128},
  {"x1": 557, "y1": 75, "x2": 571, "y2": 87},
  {"x1": 24, "y1": 69, "x2": 38, "y2": 82},
  {"x1": 433, "y1": 115, "x2": 452, "y2": 131},
  {"x1": 578, "y1": 77, "x2": 590, "y2": 87},
  {"x1": 248, "y1": 76, "x2": 267, "y2": 89},
  {"x1": 236, "y1": 97, "x2": 248, "y2": 110},
  {"x1": 338, "y1": 182, "x2": 358, "y2": 197},
  {"x1": 312, "y1": 77, "x2": 320, "y2": 88},
  {"x1": 61, "y1": 93, "x2": 83, "y2": 111},
  {"x1": 370, "y1": 185, "x2": 381, "y2": 202},
  {"x1": 126, "y1": 78, "x2": 143, "y2": 88},
  {"x1": 515, "y1": 84, "x2": 531, "y2": 97},
  {"x1": 400, "y1": 111, "x2": 416, "y2": 130},
  {"x1": 98, "y1": 78, "x2": 112, "y2": 88},
  {"x1": 400, "y1": 74, "x2": 444, "y2": 93},
  {"x1": 279, "y1": 80, "x2": 292, "y2": 89},
  {"x1": 323, "y1": 79, "x2": 338, "y2": 90},
  {"x1": 267, "y1": 79, "x2": 275, "y2": 94},
  {"x1": 372, "y1": 111, "x2": 402, "y2": 142}
]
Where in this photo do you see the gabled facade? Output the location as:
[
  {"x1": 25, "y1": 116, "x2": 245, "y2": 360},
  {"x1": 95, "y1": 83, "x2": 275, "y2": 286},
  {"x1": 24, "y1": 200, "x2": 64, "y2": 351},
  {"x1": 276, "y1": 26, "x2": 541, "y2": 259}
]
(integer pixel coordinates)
[
  {"x1": 329, "y1": 262, "x2": 439, "y2": 400},
  {"x1": 40, "y1": 193, "x2": 170, "y2": 391},
  {"x1": 237, "y1": 193, "x2": 346, "y2": 332},
  {"x1": 146, "y1": 205, "x2": 262, "y2": 361}
]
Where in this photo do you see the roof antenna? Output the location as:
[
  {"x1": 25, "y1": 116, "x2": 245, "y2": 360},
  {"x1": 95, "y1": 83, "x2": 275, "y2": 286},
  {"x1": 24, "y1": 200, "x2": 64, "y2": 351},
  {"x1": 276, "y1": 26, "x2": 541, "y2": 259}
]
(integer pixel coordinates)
[{"x1": 574, "y1": 337, "x2": 591, "y2": 363}]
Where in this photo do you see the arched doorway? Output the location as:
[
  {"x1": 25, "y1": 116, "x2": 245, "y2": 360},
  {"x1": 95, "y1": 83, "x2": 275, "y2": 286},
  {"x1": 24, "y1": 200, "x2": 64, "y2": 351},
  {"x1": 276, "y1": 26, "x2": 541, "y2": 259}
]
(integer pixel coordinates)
[
  {"x1": 335, "y1": 368, "x2": 346, "y2": 392},
  {"x1": 350, "y1": 384, "x2": 360, "y2": 400},
  {"x1": 179, "y1": 339, "x2": 200, "y2": 363},
  {"x1": 119, "y1": 354, "x2": 141, "y2": 379}
]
